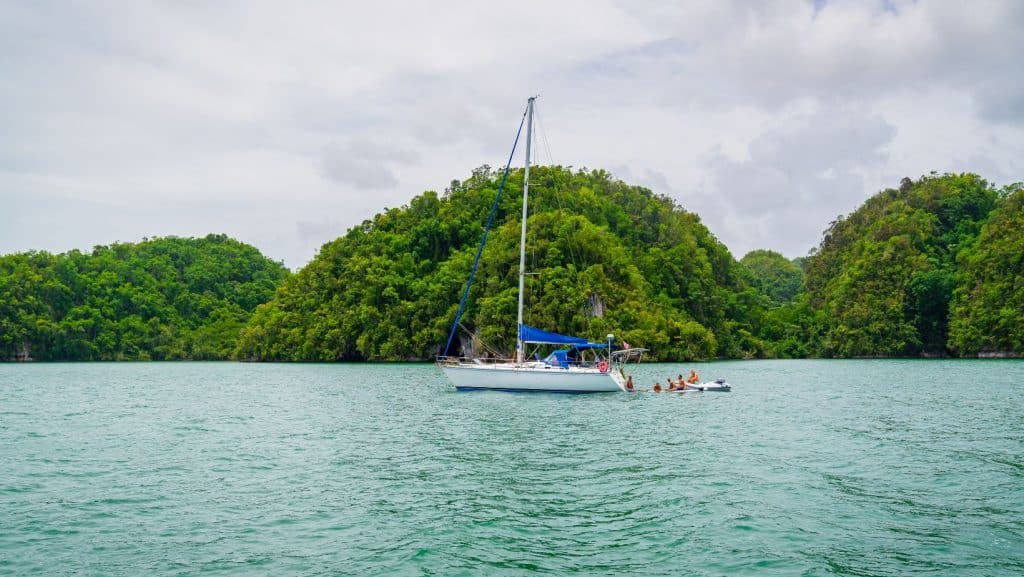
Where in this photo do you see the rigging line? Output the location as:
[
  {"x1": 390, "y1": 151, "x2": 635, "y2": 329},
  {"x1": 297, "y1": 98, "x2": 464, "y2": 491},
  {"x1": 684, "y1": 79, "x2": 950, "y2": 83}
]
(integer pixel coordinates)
[
  {"x1": 535, "y1": 105, "x2": 593, "y2": 332},
  {"x1": 443, "y1": 103, "x2": 528, "y2": 357},
  {"x1": 526, "y1": 104, "x2": 554, "y2": 328},
  {"x1": 535, "y1": 105, "x2": 555, "y2": 167},
  {"x1": 527, "y1": 343, "x2": 542, "y2": 361},
  {"x1": 457, "y1": 322, "x2": 508, "y2": 359},
  {"x1": 534, "y1": 104, "x2": 583, "y2": 274}
]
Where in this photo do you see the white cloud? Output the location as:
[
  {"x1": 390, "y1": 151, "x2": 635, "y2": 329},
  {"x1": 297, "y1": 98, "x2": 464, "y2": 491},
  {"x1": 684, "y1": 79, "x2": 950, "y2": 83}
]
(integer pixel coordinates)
[
  {"x1": 1, "y1": 0, "x2": 1022, "y2": 268},
  {"x1": 697, "y1": 104, "x2": 897, "y2": 257}
]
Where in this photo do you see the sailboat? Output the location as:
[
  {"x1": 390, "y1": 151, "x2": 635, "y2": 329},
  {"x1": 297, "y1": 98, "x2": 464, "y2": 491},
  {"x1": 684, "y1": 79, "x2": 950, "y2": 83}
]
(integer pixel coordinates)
[{"x1": 437, "y1": 97, "x2": 643, "y2": 392}]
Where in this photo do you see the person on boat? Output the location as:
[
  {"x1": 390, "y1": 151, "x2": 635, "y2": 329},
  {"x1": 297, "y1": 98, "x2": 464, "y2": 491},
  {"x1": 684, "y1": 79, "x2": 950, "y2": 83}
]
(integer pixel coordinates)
[
  {"x1": 668, "y1": 377, "x2": 678, "y2": 391},
  {"x1": 653, "y1": 381, "x2": 662, "y2": 393},
  {"x1": 625, "y1": 375, "x2": 634, "y2": 391},
  {"x1": 676, "y1": 374, "x2": 687, "y2": 391},
  {"x1": 686, "y1": 369, "x2": 700, "y2": 385}
]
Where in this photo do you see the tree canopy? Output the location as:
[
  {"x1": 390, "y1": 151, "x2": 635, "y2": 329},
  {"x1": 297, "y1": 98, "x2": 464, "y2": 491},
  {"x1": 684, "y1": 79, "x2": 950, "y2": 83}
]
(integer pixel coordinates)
[
  {"x1": 948, "y1": 184, "x2": 1024, "y2": 355},
  {"x1": 3, "y1": 171, "x2": 1021, "y2": 362},
  {"x1": 740, "y1": 250, "x2": 804, "y2": 305},
  {"x1": 799, "y1": 173, "x2": 1021, "y2": 357},
  {"x1": 0, "y1": 234, "x2": 289, "y2": 360},
  {"x1": 236, "y1": 166, "x2": 767, "y2": 362}
]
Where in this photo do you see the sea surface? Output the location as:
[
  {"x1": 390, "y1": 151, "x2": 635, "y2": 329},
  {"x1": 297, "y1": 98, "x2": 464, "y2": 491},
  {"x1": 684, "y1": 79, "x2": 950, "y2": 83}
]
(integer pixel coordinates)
[{"x1": 1, "y1": 360, "x2": 1022, "y2": 576}]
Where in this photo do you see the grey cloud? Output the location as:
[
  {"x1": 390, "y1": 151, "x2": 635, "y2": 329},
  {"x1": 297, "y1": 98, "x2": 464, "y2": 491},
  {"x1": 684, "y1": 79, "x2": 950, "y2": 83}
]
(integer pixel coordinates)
[
  {"x1": 296, "y1": 218, "x2": 343, "y2": 241},
  {"x1": 696, "y1": 107, "x2": 897, "y2": 257},
  {"x1": 976, "y1": 83, "x2": 1024, "y2": 124},
  {"x1": 602, "y1": 0, "x2": 1024, "y2": 115},
  {"x1": 2, "y1": 1, "x2": 1021, "y2": 270},
  {"x1": 610, "y1": 165, "x2": 673, "y2": 196},
  {"x1": 350, "y1": 76, "x2": 520, "y2": 149},
  {"x1": 319, "y1": 140, "x2": 418, "y2": 190}
]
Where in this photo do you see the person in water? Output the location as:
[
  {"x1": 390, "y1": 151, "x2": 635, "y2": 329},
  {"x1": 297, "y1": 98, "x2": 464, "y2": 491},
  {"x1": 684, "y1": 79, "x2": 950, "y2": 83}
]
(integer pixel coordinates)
[{"x1": 653, "y1": 381, "x2": 662, "y2": 393}]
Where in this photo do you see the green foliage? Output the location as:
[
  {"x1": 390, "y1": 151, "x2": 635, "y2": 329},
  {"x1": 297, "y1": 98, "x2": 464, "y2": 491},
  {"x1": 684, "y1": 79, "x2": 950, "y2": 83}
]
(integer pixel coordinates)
[
  {"x1": 0, "y1": 235, "x2": 289, "y2": 361},
  {"x1": 801, "y1": 173, "x2": 1007, "y2": 357},
  {"x1": 6, "y1": 170, "x2": 1019, "y2": 363},
  {"x1": 237, "y1": 166, "x2": 762, "y2": 361},
  {"x1": 948, "y1": 185, "x2": 1024, "y2": 355},
  {"x1": 740, "y1": 250, "x2": 804, "y2": 305}
]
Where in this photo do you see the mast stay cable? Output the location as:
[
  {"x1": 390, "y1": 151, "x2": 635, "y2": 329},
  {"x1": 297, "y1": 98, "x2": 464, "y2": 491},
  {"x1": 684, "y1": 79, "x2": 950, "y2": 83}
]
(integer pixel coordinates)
[{"x1": 442, "y1": 103, "x2": 529, "y2": 357}]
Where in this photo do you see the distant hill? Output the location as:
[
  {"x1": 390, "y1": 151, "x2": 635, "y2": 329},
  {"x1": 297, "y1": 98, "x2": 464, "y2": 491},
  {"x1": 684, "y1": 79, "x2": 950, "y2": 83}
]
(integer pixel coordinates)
[
  {"x1": 948, "y1": 185, "x2": 1024, "y2": 356},
  {"x1": 740, "y1": 250, "x2": 803, "y2": 305},
  {"x1": 800, "y1": 173, "x2": 1022, "y2": 357},
  {"x1": 236, "y1": 166, "x2": 768, "y2": 361},
  {"x1": 0, "y1": 234, "x2": 289, "y2": 360},
  {"x1": 4, "y1": 172, "x2": 1019, "y2": 362}
]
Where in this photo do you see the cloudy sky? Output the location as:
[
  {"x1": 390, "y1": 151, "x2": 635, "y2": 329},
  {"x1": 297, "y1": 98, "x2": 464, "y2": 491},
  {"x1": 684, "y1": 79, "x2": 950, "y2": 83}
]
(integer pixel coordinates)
[{"x1": 3, "y1": 0, "x2": 1022, "y2": 268}]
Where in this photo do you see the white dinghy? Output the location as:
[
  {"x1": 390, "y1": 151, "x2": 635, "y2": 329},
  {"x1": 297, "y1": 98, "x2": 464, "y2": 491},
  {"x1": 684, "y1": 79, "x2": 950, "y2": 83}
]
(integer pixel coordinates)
[{"x1": 670, "y1": 378, "x2": 732, "y2": 392}]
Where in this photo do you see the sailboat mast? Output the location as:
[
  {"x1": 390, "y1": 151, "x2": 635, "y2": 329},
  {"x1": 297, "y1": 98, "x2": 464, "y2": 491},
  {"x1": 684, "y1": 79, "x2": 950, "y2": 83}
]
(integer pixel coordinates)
[{"x1": 516, "y1": 96, "x2": 535, "y2": 364}]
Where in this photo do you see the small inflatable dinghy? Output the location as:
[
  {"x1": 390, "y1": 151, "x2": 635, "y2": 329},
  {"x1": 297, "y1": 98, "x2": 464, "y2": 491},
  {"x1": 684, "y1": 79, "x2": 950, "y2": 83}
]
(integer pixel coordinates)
[{"x1": 672, "y1": 378, "x2": 731, "y2": 392}]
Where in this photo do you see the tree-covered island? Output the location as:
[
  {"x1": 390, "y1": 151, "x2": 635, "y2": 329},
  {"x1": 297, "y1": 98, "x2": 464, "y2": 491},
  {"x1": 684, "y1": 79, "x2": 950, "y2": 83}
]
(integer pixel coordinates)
[
  {"x1": 2, "y1": 170, "x2": 1021, "y2": 361},
  {"x1": 0, "y1": 235, "x2": 288, "y2": 360}
]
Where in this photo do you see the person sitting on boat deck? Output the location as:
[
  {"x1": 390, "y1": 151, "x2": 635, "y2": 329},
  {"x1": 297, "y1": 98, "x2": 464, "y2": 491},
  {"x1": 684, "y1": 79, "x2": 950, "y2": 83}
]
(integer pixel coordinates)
[
  {"x1": 686, "y1": 369, "x2": 700, "y2": 385},
  {"x1": 676, "y1": 374, "x2": 687, "y2": 390},
  {"x1": 625, "y1": 375, "x2": 634, "y2": 391},
  {"x1": 668, "y1": 377, "x2": 679, "y2": 391},
  {"x1": 653, "y1": 381, "x2": 662, "y2": 393}
]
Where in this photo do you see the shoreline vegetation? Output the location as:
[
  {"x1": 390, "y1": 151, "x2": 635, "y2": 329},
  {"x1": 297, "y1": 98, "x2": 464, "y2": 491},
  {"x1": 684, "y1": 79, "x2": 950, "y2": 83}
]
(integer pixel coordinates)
[{"x1": 3, "y1": 170, "x2": 1022, "y2": 362}]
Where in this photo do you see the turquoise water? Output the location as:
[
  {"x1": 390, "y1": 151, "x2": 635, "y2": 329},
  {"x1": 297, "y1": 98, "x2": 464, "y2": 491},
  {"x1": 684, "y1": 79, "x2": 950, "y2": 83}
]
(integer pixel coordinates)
[{"x1": 1, "y1": 360, "x2": 1022, "y2": 576}]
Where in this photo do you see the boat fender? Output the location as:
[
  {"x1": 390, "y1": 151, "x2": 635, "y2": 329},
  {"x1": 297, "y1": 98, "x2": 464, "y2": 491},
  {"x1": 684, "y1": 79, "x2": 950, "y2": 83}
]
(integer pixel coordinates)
[{"x1": 597, "y1": 360, "x2": 608, "y2": 373}]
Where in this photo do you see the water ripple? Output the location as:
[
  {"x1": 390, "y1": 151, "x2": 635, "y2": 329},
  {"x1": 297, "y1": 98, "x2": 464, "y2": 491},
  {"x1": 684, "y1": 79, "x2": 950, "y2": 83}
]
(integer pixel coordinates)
[{"x1": 1, "y1": 360, "x2": 1022, "y2": 576}]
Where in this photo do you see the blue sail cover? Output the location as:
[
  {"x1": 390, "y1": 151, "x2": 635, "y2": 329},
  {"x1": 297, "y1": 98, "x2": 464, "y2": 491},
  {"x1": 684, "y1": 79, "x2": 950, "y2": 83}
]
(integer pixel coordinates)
[{"x1": 519, "y1": 324, "x2": 591, "y2": 345}]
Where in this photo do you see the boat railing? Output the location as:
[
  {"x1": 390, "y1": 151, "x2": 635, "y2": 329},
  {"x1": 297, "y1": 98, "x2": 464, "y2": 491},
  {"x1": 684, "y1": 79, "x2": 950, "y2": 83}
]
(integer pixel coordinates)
[
  {"x1": 435, "y1": 355, "x2": 513, "y2": 366},
  {"x1": 610, "y1": 348, "x2": 648, "y2": 365},
  {"x1": 436, "y1": 355, "x2": 620, "y2": 370}
]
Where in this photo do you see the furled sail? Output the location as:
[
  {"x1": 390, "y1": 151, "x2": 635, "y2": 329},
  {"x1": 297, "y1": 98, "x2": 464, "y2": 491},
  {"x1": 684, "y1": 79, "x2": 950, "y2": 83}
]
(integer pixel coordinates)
[{"x1": 519, "y1": 324, "x2": 589, "y2": 345}]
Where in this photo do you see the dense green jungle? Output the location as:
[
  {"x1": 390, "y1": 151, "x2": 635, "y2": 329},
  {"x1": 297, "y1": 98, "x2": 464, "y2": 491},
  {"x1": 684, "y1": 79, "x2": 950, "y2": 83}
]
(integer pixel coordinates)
[
  {"x1": 2, "y1": 170, "x2": 1021, "y2": 361},
  {"x1": 0, "y1": 235, "x2": 288, "y2": 360}
]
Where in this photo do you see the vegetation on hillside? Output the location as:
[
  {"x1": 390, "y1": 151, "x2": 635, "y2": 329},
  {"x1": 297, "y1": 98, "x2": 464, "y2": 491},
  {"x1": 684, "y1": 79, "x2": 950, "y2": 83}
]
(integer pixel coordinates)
[
  {"x1": 0, "y1": 235, "x2": 289, "y2": 360},
  {"x1": 236, "y1": 166, "x2": 768, "y2": 361},
  {"x1": 799, "y1": 173, "x2": 1021, "y2": 357},
  {"x1": 948, "y1": 185, "x2": 1024, "y2": 355},
  {"x1": 740, "y1": 250, "x2": 803, "y2": 305},
  {"x1": 2, "y1": 171, "x2": 1021, "y2": 362}
]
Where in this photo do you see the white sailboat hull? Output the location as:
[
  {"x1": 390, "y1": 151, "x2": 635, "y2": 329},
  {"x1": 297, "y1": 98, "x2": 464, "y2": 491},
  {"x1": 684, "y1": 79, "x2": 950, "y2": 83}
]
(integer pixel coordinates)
[
  {"x1": 441, "y1": 363, "x2": 623, "y2": 393},
  {"x1": 438, "y1": 99, "x2": 633, "y2": 395}
]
